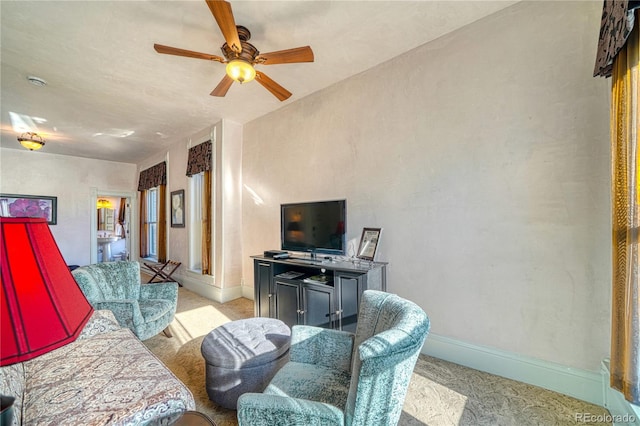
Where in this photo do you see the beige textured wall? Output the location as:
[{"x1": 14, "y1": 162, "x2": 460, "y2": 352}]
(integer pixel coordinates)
[
  {"x1": 218, "y1": 120, "x2": 244, "y2": 291},
  {"x1": 0, "y1": 147, "x2": 137, "y2": 265},
  {"x1": 241, "y1": 1, "x2": 611, "y2": 371}
]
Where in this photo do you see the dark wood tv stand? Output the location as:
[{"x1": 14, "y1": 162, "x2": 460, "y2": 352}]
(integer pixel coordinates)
[{"x1": 251, "y1": 255, "x2": 387, "y2": 332}]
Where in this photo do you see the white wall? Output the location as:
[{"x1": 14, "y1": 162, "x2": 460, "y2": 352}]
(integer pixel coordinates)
[
  {"x1": 218, "y1": 120, "x2": 243, "y2": 293},
  {"x1": 0, "y1": 147, "x2": 137, "y2": 265},
  {"x1": 242, "y1": 0, "x2": 611, "y2": 372}
]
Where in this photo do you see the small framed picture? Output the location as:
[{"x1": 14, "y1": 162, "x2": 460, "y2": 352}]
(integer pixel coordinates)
[
  {"x1": 357, "y1": 227, "x2": 381, "y2": 261},
  {"x1": 170, "y1": 189, "x2": 185, "y2": 228},
  {"x1": 0, "y1": 194, "x2": 57, "y2": 225}
]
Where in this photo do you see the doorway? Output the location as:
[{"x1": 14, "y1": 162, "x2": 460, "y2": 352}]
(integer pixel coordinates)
[{"x1": 90, "y1": 188, "x2": 136, "y2": 264}]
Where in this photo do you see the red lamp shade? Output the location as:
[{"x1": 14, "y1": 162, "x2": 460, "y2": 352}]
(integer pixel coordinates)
[{"x1": 0, "y1": 217, "x2": 94, "y2": 366}]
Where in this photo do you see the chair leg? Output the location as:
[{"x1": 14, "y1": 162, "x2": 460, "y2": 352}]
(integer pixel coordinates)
[{"x1": 163, "y1": 326, "x2": 173, "y2": 338}]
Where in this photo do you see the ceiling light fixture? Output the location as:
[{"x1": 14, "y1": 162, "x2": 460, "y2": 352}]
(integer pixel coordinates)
[
  {"x1": 97, "y1": 199, "x2": 113, "y2": 209},
  {"x1": 17, "y1": 132, "x2": 45, "y2": 151},
  {"x1": 226, "y1": 59, "x2": 256, "y2": 84}
]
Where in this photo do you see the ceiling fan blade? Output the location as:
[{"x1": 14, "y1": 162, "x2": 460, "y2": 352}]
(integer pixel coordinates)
[
  {"x1": 256, "y1": 46, "x2": 314, "y2": 65},
  {"x1": 205, "y1": 0, "x2": 242, "y2": 53},
  {"x1": 255, "y1": 71, "x2": 292, "y2": 101},
  {"x1": 154, "y1": 44, "x2": 225, "y2": 63},
  {"x1": 210, "y1": 74, "x2": 234, "y2": 97}
]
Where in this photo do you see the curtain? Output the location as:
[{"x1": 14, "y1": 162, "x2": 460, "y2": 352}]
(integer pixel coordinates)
[
  {"x1": 139, "y1": 189, "x2": 148, "y2": 258},
  {"x1": 138, "y1": 162, "x2": 167, "y2": 261},
  {"x1": 118, "y1": 198, "x2": 126, "y2": 239},
  {"x1": 186, "y1": 140, "x2": 212, "y2": 177},
  {"x1": 202, "y1": 170, "x2": 212, "y2": 275},
  {"x1": 158, "y1": 185, "x2": 167, "y2": 263},
  {"x1": 138, "y1": 162, "x2": 167, "y2": 191},
  {"x1": 610, "y1": 11, "x2": 640, "y2": 405},
  {"x1": 594, "y1": 0, "x2": 635, "y2": 77}
]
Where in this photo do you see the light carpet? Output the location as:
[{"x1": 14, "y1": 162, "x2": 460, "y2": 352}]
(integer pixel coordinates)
[{"x1": 143, "y1": 287, "x2": 611, "y2": 426}]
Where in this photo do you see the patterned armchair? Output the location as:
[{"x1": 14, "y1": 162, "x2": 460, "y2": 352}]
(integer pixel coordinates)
[
  {"x1": 72, "y1": 261, "x2": 178, "y2": 341},
  {"x1": 237, "y1": 290, "x2": 430, "y2": 426}
]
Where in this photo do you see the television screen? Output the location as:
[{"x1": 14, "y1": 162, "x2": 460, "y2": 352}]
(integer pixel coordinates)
[{"x1": 281, "y1": 200, "x2": 346, "y2": 256}]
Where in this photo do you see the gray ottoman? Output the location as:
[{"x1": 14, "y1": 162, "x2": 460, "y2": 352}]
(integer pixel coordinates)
[{"x1": 201, "y1": 317, "x2": 291, "y2": 409}]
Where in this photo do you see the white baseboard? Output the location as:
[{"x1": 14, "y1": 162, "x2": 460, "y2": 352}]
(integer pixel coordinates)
[
  {"x1": 422, "y1": 333, "x2": 603, "y2": 406},
  {"x1": 140, "y1": 262, "x2": 248, "y2": 304},
  {"x1": 241, "y1": 285, "x2": 254, "y2": 300},
  {"x1": 168, "y1": 271, "x2": 243, "y2": 303}
]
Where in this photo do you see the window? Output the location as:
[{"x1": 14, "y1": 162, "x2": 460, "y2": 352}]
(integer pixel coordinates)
[
  {"x1": 138, "y1": 161, "x2": 166, "y2": 262},
  {"x1": 146, "y1": 187, "x2": 158, "y2": 259},
  {"x1": 189, "y1": 173, "x2": 203, "y2": 271},
  {"x1": 186, "y1": 139, "x2": 212, "y2": 276}
]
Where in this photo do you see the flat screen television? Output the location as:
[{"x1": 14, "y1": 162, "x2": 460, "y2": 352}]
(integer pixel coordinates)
[{"x1": 281, "y1": 199, "x2": 346, "y2": 256}]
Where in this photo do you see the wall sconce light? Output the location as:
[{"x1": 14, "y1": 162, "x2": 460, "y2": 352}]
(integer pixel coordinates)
[{"x1": 17, "y1": 132, "x2": 45, "y2": 151}]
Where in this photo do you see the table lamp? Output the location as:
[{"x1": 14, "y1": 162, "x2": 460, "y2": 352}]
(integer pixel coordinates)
[{"x1": 0, "y1": 217, "x2": 94, "y2": 366}]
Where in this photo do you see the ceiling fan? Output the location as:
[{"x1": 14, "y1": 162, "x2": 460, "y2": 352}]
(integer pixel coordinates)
[{"x1": 153, "y1": 0, "x2": 314, "y2": 102}]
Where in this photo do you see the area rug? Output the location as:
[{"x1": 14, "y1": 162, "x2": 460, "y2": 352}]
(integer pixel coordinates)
[
  {"x1": 144, "y1": 287, "x2": 612, "y2": 426},
  {"x1": 143, "y1": 288, "x2": 253, "y2": 426}
]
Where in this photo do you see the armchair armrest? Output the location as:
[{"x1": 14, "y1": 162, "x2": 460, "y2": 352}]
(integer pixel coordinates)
[
  {"x1": 237, "y1": 393, "x2": 344, "y2": 426},
  {"x1": 357, "y1": 328, "x2": 427, "y2": 378},
  {"x1": 94, "y1": 300, "x2": 144, "y2": 330},
  {"x1": 290, "y1": 325, "x2": 354, "y2": 372},
  {"x1": 140, "y1": 281, "x2": 178, "y2": 300}
]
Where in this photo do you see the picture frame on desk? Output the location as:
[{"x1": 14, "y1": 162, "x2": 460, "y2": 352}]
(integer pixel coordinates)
[{"x1": 356, "y1": 227, "x2": 381, "y2": 261}]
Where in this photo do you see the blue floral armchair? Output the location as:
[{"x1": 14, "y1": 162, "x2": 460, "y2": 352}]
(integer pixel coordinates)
[
  {"x1": 237, "y1": 290, "x2": 430, "y2": 426},
  {"x1": 72, "y1": 261, "x2": 178, "y2": 341}
]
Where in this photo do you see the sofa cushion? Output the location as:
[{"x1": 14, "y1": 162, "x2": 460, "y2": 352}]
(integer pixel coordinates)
[
  {"x1": 22, "y1": 328, "x2": 194, "y2": 425},
  {"x1": 78, "y1": 309, "x2": 121, "y2": 339},
  {"x1": 0, "y1": 310, "x2": 119, "y2": 426},
  {"x1": 0, "y1": 362, "x2": 24, "y2": 426}
]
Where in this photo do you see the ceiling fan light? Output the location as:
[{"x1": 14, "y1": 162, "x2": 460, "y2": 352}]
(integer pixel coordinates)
[
  {"x1": 17, "y1": 132, "x2": 45, "y2": 151},
  {"x1": 226, "y1": 59, "x2": 256, "y2": 84}
]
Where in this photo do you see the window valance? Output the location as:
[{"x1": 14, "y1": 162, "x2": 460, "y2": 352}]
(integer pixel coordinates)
[
  {"x1": 138, "y1": 161, "x2": 166, "y2": 191},
  {"x1": 594, "y1": 0, "x2": 637, "y2": 77},
  {"x1": 186, "y1": 140, "x2": 212, "y2": 177}
]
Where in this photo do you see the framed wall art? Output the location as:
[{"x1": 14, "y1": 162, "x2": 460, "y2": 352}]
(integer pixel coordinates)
[
  {"x1": 170, "y1": 189, "x2": 185, "y2": 228},
  {"x1": 0, "y1": 194, "x2": 57, "y2": 225},
  {"x1": 357, "y1": 227, "x2": 381, "y2": 261}
]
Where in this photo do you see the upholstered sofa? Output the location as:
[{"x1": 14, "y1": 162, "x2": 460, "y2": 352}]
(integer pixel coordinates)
[
  {"x1": 72, "y1": 261, "x2": 178, "y2": 341},
  {"x1": 0, "y1": 309, "x2": 195, "y2": 425}
]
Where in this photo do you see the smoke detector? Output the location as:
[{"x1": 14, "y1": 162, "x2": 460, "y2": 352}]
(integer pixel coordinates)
[{"x1": 27, "y1": 76, "x2": 47, "y2": 87}]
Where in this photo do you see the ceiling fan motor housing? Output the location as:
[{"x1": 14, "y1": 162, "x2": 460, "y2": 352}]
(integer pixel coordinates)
[{"x1": 221, "y1": 26, "x2": 259, "y2": 62}]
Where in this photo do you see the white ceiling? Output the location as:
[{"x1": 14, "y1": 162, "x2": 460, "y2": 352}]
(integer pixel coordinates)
[{"x1": 0, "y1": 0, "x2": 518, "y2": 164}]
